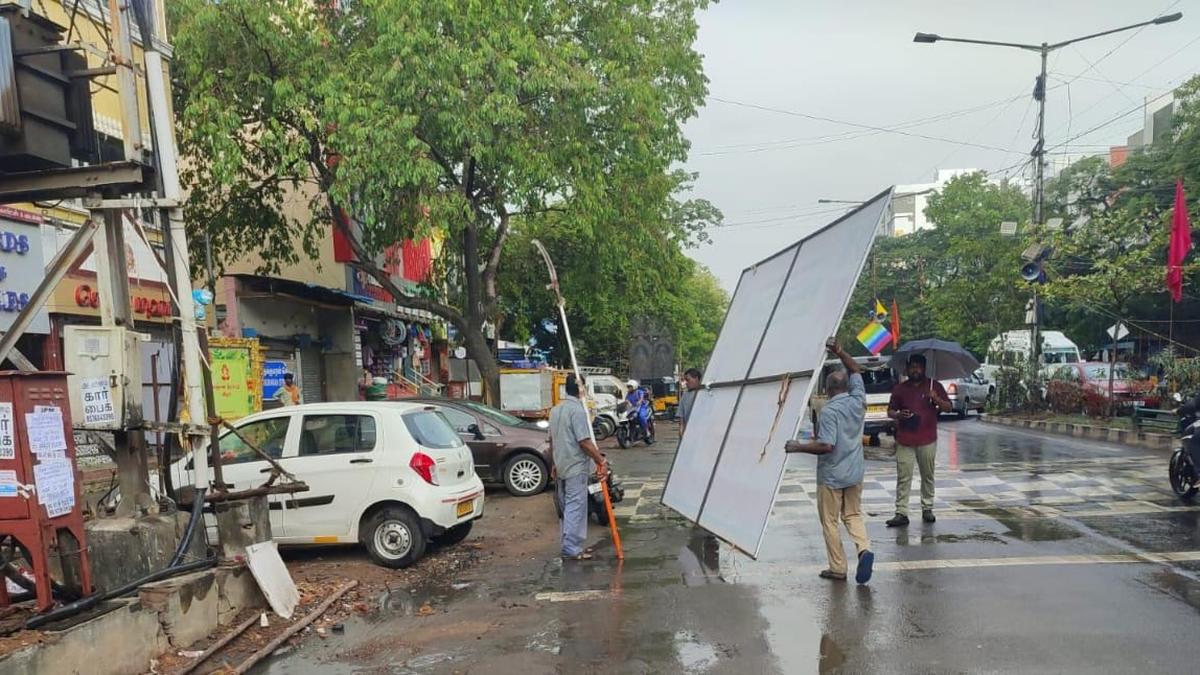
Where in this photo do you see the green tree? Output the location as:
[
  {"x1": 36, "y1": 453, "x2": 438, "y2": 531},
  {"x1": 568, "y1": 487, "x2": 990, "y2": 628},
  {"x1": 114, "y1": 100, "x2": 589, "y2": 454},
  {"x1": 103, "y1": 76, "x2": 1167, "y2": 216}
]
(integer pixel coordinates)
[
  {"x1": 497, "y1": 191, "x2": 725, "y2": 372},
  {"x1": 1042, "y1": 205, "x2": 1169, "y2": 411},
  {"x1": 836, "y1": 174, "x2": 1029, "y2": 359},
  {"x1": 170, "y1": 0, "x2": 715, "y2": 401},
  {"x1": 921, "y1": 173, "x2": 1030, "y2": 356}
]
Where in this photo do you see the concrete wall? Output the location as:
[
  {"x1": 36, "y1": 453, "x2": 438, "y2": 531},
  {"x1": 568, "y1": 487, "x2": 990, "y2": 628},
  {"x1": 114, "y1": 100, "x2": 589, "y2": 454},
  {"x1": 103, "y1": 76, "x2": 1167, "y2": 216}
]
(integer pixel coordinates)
[
  {"x1": 0, "y1": 566, "x2": 265, "y2": 675},
  {"x1": 319, "y1": 306, "x2": 358, "y2": 401},
  {"x1": 85, "y1": 512, "x2": 207, "y2": 593}
]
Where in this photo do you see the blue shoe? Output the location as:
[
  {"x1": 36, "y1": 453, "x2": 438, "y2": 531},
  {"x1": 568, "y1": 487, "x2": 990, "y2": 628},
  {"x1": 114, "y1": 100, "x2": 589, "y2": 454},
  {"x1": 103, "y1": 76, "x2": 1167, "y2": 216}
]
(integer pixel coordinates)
[{"x1": 856, "y1": 551, "x2": 874, "y2": 584}]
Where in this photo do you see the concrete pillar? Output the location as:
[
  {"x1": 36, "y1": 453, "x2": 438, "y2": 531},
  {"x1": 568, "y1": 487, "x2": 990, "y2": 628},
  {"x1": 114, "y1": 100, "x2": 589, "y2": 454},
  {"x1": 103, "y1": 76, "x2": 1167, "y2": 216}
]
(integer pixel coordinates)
[{"x1": 213, "y1": 495, "x2": 272, "y2": 560}]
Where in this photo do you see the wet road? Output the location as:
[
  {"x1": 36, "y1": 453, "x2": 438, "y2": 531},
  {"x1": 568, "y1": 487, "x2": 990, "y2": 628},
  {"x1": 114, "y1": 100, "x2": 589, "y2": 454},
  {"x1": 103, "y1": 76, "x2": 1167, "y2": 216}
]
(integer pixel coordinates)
[{"x1": 257, "y1": 418, "x2": 1200, "y2": 674}]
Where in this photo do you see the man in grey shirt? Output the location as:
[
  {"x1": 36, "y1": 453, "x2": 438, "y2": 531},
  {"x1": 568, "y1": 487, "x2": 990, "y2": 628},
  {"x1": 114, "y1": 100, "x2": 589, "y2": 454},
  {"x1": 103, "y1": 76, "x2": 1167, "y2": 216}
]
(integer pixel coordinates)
[
  {"x1": 549, "y1": 374, "x2": 608, "y2": 560},
  {"x1": 678, "y1": 368, "x2": 702, "y2": 436},
  {"x1": 786, "y1": 338, "x2": 874, "y2": 584}
]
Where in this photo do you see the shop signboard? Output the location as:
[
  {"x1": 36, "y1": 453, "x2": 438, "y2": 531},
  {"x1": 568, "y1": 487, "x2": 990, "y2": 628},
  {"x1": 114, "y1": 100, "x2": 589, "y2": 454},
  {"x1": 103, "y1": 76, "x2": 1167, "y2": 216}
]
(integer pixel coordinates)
[
  {"x1": 211, "y1": 347, "x2": 254, "y2": 420},
  {"x1": 263, "y1": 360, "x2": 288, "y2": 400},
  {"x1": 0, "y1": 218, "x2": 48, "y2": 333}
]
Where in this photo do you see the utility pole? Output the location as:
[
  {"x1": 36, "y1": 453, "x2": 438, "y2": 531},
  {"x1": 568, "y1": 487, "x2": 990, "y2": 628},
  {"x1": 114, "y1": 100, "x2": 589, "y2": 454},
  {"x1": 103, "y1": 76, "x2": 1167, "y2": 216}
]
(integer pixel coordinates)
[
  {"x1": 133, "y1": 3, "x2": 212, "y2": 492},
  {"x1": 913, "y1": 11, "x2": 1183, "y2": 376}
]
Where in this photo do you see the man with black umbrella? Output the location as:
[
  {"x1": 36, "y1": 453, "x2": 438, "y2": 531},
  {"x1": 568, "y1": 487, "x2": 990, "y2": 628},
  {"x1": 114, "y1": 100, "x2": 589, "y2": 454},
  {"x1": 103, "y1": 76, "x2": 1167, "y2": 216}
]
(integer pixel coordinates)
[{"x1": 886, "y1": 354, "x2": 952, "y2": 527}]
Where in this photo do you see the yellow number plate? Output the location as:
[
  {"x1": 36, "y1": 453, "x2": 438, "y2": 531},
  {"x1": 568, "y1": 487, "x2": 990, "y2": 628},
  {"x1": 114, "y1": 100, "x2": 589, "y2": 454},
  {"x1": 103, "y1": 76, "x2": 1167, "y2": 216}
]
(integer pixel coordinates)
[
  {"x1": 867, "y1": 405, "x2": 888, "y2": 414},
  {"x1": 456, "y1": 500, "x2": 474, "y2": 518}
]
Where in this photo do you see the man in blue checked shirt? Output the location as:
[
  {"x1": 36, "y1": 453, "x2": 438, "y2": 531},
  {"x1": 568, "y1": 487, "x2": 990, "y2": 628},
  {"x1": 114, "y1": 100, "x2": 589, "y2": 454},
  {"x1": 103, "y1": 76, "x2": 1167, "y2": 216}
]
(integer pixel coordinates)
[{"x1": 785, "y1": 337, "x2": 875, "y2": 584}]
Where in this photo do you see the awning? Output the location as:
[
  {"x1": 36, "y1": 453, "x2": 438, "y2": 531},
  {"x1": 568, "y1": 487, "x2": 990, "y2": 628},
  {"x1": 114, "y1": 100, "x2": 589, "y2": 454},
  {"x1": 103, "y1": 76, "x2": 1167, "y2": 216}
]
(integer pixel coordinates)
[{"x1": 232, "y1": 274, "x2": 372, "y2": 308}]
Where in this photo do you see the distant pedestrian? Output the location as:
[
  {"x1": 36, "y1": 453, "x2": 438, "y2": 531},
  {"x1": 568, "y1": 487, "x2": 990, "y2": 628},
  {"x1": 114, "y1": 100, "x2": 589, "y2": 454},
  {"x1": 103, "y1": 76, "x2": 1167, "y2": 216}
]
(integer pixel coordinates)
[
  {"x1": 275, "y1": 373, "x2": 302, "y2": 407},
  {"x1": 785, "y1": 338, "x2": 874, "y2": 584},
  {"x1": 886, "y1": 354, "x2": 952, "y2": 527},
  {"x1": 358, "y1": 369, "x2": 373, "y2": 400},
  {"x1": 549, "y1": 374, "x2": 608, "y2": 561},
  {"x1": 678, "y1": 368, "x2": 702, "y2": 436}
]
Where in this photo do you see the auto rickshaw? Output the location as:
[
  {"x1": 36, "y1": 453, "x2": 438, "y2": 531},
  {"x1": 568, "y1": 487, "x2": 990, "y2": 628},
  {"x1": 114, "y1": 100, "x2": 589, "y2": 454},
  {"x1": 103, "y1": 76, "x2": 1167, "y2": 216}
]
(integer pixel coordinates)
[{"x1": 647, "y1": 376, "x2": 680, "y2": 418}]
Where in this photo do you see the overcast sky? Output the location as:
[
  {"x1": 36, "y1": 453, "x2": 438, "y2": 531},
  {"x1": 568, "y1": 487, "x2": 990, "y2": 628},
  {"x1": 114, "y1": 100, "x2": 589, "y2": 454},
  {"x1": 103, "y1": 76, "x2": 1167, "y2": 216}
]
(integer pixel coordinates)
[{"x1": 684, "y1": 0, "x2": 1200, "y2": 290}]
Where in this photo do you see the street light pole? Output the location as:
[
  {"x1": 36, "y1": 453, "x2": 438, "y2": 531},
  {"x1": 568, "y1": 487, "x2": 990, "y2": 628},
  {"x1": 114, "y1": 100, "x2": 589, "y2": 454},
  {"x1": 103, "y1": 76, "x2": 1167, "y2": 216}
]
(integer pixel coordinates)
[
  {"x1": 1034, "y1": 43, "x2": 1048, "y2": 228},
  {"x1": 913, "y1": 12, "x2": 1182, "y2": 374}
]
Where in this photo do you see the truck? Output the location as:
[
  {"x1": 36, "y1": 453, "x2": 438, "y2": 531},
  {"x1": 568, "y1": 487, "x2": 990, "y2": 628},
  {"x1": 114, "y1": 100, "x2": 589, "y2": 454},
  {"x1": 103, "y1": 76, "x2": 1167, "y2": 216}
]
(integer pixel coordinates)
[
  {"x1": 981, "y1": 330, "x2": 1083, "y2": 381},
  {"x1": 501, "y1": 367, "x2": 624, "y2": 421}
]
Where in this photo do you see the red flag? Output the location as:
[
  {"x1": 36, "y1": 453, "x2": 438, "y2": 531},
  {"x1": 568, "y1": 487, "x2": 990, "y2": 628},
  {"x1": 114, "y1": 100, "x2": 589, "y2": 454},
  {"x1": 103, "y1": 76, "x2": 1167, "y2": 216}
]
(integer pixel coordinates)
[
  {"x1": 890, "y1": 299, "x2": 901, "y2": 349},
  {"x1": 1168, "y1": 179, "x2": 1192, "y2": 303}
]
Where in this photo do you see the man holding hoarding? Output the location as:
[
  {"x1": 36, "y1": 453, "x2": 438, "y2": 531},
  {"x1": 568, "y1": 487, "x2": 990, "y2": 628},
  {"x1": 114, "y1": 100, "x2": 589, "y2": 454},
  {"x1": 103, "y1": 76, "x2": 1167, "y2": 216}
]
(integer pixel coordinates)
[{"x1": 785, "y1": 337, "x2": 874, "y2": 584}]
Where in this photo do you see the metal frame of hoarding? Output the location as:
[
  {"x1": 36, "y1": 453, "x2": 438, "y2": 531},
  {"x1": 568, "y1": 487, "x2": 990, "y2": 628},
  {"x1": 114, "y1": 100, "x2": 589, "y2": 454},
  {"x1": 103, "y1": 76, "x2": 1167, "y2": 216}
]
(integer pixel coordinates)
[{"x1": 662, "y1": 187, "x2": 894, "y2": 558}]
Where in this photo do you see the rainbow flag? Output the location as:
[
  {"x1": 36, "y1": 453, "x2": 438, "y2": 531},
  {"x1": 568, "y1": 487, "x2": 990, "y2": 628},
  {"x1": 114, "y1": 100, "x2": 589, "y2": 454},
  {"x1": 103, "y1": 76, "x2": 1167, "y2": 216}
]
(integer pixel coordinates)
[{"x1": 857, "y1": 320, "x2": 892, "y2": 355}]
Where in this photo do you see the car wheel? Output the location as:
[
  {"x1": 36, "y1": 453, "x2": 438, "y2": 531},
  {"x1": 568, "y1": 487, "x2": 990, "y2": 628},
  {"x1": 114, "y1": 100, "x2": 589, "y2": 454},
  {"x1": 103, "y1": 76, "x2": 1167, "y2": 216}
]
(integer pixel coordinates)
[
  {"x1": 433, "y1": 521, "x2": 473, "y2": 547},
  {"x1": 504, "y1": 454, "x2": 549, "y2": 497},
  {"x1": 360, "y1": 505, "x2": 426, "y2": 569}
]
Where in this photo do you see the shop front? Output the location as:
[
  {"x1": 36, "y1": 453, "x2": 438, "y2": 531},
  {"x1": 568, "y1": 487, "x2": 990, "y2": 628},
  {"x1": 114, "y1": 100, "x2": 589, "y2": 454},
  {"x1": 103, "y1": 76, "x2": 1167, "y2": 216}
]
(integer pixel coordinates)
[
  {"x1": 354, "y1": 299, "x2": 447, "y2": 396},
  {"x1": 220, "y1": 275, "x2": 358, "y2": 405}
]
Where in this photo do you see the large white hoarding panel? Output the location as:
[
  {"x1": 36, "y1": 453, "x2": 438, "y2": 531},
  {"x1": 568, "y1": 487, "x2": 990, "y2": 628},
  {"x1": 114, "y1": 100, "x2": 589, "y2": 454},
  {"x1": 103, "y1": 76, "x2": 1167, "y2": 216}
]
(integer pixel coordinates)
[
  {"x1": 749, "y1": 197, "x2": 890, "y2": 380},
  {"x1": 660, "y1": 386, "x2": 740, "y2": 520},
  {"x1": 702, "y1": 245, "x2": 798, "y2": 384},
  {"x1": 696, "y1": 378, "x2": 812, "y2": 556},
  {"x1": 662, "y1": 188, "x2": 892, "y2": 558}
]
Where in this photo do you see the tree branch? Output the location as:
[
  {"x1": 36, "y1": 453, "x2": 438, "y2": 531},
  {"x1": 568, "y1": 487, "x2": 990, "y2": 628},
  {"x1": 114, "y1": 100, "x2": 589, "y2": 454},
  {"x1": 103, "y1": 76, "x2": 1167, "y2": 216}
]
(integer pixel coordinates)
[
  {"x1": 482, "y1": 204, "x2": 509, "y2": 308},
  {"x1": 330, "y1": 197, "x2": 465, "y2": 329}
]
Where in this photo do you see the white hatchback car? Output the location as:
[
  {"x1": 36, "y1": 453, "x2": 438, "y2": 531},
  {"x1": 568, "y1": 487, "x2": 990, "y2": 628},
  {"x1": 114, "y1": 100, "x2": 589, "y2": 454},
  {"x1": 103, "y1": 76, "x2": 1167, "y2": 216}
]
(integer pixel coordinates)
[{"x1": 168, "y1": 401, "x2": 484, "y2": 568}]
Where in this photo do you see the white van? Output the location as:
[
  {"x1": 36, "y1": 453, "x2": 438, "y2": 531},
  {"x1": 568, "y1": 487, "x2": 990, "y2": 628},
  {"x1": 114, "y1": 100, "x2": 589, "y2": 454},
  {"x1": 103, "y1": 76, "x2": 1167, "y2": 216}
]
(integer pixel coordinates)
[{"x1": 982, "y1": 330, "x2": 1082, "y2": 379}]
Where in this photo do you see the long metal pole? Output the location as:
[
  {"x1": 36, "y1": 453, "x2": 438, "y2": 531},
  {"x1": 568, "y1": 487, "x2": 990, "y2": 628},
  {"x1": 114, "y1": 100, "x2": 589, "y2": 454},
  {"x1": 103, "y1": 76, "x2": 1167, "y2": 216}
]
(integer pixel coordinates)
[{"x1": 1034, "y1": 44, "x2": 1047, "y2": 228}]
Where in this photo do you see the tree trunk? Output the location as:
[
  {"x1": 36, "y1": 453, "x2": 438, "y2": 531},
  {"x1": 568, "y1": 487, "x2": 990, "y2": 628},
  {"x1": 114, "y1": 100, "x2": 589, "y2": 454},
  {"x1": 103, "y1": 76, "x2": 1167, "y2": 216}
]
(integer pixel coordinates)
[{"x1": 461, "y1": 322, "x2": 500, "y2": 407}]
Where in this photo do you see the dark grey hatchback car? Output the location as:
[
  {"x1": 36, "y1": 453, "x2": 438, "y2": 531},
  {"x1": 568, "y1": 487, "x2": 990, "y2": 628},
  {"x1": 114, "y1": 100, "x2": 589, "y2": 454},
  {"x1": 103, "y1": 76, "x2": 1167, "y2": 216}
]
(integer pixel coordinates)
[{"x1": 408, "y1": 399, "x2": 552, "y2": 497}]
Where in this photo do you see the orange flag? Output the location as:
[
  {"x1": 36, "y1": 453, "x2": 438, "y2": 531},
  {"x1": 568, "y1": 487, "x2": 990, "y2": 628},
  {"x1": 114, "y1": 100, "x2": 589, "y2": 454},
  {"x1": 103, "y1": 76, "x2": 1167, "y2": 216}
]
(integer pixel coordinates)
[{"x1": 890, "y1": 299, "x2": 901, "y2": 349}]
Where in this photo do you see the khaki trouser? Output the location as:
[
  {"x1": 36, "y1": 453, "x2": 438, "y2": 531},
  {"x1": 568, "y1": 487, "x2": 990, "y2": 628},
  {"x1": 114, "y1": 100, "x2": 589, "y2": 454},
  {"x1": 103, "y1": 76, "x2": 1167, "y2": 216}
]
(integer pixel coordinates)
[
  {"x1": 817, "y1": 484, "x2": 870, "y2": 575},
  {"x1": 895, "y1": 442, "x2": 937, "y2": 516}
]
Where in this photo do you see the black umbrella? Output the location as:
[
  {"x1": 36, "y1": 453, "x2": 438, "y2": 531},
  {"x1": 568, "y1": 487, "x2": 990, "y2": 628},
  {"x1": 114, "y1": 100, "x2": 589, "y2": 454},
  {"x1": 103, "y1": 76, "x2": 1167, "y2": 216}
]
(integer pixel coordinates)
[{"x1": 890, "y1": 339, "x2": 980, "y2": 382}]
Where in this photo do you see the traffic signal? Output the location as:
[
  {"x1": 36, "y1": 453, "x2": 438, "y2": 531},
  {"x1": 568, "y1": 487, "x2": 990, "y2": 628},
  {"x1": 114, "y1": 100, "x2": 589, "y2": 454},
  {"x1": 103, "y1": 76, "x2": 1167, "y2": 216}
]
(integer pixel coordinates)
[{"x1": 1020, "y1": 243, "x2": 1052, "y2": 284}]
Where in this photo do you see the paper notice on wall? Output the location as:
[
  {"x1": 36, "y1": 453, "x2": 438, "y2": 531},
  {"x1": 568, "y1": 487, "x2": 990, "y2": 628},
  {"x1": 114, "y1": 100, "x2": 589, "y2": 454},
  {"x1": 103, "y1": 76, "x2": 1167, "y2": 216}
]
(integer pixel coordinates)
[
  {"x1": 80, "y1": 377, "x2": 116, "y2": 426},
  {"x1": 0, "y1": 470, "x2": 17, "y2": 498},
  {"x1": 25, "y1": 409, "x2": 67, "y2": 456},
  {"x1": 34, "y1": 459, "x2": 74, "y2": 517},
  {"x1": 0, "y1": 403, "x2": 13, "y2": 460}
]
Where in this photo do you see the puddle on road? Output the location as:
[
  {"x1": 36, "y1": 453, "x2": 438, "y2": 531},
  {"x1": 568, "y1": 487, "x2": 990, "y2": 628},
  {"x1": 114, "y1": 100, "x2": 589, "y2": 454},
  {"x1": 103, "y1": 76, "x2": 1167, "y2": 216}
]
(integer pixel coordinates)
[
  {"x1": 674, "y1": 630, "x2": 720, "y2": 672},
  {"x1": 978, "y1": 507, "x2": 1083, "y2": 542}
]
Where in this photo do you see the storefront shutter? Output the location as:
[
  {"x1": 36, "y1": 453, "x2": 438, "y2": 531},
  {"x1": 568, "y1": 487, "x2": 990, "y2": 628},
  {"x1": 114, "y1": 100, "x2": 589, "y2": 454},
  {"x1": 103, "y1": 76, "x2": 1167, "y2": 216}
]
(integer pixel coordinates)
[{"x1": 300, "y1": 347, "x2": 324, "y2": 403}]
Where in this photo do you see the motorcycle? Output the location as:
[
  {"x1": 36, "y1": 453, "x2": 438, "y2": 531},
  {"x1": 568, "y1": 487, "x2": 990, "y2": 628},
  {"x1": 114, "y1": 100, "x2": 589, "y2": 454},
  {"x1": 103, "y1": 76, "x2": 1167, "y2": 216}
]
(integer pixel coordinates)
[
  {"x1": 553, "y1": 456, "x2": 626, "y2": 526},
  {"x1": 592, "y1": 406, "x2": 619, "y2": 441},
  {"x1": 615, "y1": 400, "x2": 654, "y2": 448},
  {"x1": 1170, "y1": 392, "x2": 1199, "y2": 501}
]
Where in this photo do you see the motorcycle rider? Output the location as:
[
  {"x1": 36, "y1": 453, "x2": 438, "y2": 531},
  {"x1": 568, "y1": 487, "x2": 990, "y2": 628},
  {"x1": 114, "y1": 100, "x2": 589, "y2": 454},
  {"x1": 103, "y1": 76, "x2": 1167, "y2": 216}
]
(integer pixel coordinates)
[{"x1": 625, "y1": 380, "x2": 654, "y2": 444}]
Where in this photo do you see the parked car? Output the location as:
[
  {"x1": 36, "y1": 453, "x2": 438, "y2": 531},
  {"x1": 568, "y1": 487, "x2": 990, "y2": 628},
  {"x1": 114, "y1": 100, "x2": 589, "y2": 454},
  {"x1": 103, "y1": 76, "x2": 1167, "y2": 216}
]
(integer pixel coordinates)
[
  {"x1": 165, "y1": 402, "x2": 483, "y2": 569},
  {"x1": 408, "y1": 398, "x2": 552, "y2": 497},
  {"x1": 814, "y1": 355, "x2": 896, "y2": 446},
  {"x1": 1045, "y1": 362, "x2": 1159, "y2": 410},
  {"x1": 940, "y1": 371, "x2": 992, "y2": 418}
]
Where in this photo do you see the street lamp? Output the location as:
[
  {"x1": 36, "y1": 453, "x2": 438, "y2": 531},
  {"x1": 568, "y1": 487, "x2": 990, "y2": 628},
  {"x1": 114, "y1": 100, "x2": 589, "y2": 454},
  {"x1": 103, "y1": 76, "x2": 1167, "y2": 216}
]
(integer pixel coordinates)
[
  {"x1": 912, "y1": 12, "x2": 1182, "y2": 227},
  {"x1": 914, "y1": 12, "x2": 1182, "y2": 370}
]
